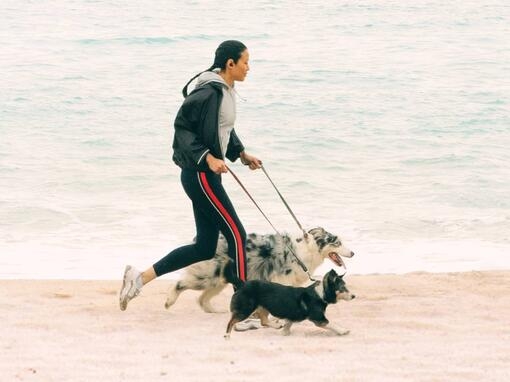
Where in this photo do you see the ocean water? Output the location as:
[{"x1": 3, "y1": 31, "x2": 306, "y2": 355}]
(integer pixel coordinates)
[{"x1": 1, "y1": 1, "x2": 509, "y2": 279}]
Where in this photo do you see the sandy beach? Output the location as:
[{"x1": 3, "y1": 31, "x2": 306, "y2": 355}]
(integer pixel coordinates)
[{"x1": 2, "y1": 270, "x2": 509, "y2": 382}]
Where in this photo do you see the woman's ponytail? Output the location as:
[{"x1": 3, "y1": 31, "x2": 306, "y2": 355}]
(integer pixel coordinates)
[{"x1": 181, "y1": 65, "x2": 215, "y2": 98}]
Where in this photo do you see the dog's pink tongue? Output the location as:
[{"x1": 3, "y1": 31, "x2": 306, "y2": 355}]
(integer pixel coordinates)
[{"x1": 329, "y1": 253, "x2": 346, "y2": 268}]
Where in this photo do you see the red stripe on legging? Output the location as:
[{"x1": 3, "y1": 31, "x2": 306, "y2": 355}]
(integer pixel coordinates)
[{"x1": 199, "y1": 172, "x2": 246, "y2": 281}]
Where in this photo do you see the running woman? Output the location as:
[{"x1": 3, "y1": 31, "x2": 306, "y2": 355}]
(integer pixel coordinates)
[{"x1": 119, "y1": 40, "x2": 261, "y2": 310}]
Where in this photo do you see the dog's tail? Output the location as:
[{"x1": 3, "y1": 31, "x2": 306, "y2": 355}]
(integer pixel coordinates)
[{"x1": 223, "y1": 260, "x2": 245, "y2": 290}]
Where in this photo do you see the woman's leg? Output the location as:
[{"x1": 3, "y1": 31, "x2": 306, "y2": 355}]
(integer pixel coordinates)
[
  {"x1": 120, "y1": 170, "x2": 247, "y2": 311},
  {"x1": 152, "y1": 203, "x2": 220, "y2": 276},
  {"x1": 146, "y1": 170, "x2": 247, "y2": 280},
  {"x1": 194, "y1": 171, "x2": 247, "y2": 281}
]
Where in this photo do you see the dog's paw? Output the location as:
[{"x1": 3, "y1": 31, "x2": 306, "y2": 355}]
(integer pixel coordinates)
[
  {"x1": 224, "y1": 333, "x2": 231, "y2": 340},
  {"x1": 323, "y1": 324, "x2": 350, "y2": 336},
  {"x1": 267, "y1": 320, "x2": 284, "y2": 329},
  {"x1": 203, "y1": 307, "x2": 228, "y2": 314}
]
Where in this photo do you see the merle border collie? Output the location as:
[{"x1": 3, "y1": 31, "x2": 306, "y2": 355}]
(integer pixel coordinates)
[{"x1": 164, "y1": 227, "x2": 354, "y2": 312}]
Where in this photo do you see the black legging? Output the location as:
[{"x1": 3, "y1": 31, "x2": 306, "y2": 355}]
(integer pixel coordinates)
[{"x1": 153, "y1": 169, "x2": 247, "y2": 281}]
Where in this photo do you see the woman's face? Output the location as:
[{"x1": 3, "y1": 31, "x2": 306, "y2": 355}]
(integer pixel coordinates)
[{"x1": 230, "y1": 49, "x2": 250, "y2": 82}]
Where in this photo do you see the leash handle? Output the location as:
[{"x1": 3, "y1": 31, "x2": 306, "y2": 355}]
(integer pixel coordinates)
[{"x1": 260, "y1": 165, "x2": 308, "y2": 238}]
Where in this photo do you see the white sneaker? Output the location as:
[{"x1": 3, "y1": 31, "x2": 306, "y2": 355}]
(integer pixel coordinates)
[
  {"x1": 119, "y1": 265, "x2": 143, "y2": 311},
  {"x1": 234, "y1": 318, "x2": 262, "y2": 332}
]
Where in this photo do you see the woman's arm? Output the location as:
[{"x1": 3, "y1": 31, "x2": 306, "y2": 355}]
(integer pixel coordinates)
[
  {"x1": 173, "y1": 95, "x2": 211, "y2": 171},
  {"x1": 225, "y1": 129, "x2": 245, "y2": 162},
  {"x1": 225, "y1": 129, "x2": 261, "y2": 170}
]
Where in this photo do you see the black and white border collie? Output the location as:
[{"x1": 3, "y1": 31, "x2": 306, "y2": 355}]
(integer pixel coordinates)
[
  {"x1": 224, "y1": 266, "x2": 355, "y2": 338},
  {"x1": 164, "y1": 227, "x2": 355, "y2": 312}
]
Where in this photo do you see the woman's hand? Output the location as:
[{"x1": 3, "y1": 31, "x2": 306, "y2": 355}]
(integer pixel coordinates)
[
  {"x1": 240, "y1": 151, "x2": 262, "y2": 170},
  {"x1": 206, "y1": 154, "x2": 228, "y2": 174}
]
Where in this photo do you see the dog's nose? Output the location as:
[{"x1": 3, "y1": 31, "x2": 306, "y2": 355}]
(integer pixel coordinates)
[
  {"x1": 351, "y1": 294, "x2": 356, "y2": 299},
  {"x1": 350, "y1": 251, "x2": 355, "y2": 257}
]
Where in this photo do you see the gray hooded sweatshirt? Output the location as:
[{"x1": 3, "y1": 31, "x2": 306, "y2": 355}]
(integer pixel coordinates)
[{"x1": 195, "y1": 69, "x2": 237, "y2": 158}]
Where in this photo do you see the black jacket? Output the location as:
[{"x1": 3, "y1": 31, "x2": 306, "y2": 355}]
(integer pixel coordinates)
[{"x1": 172, "y1": 81, "x2": 245, "y2": 171}]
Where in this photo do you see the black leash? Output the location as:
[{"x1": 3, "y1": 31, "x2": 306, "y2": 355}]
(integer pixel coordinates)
[{"x1": 227, "y1": 165, "x2": 315, "y2": 282}]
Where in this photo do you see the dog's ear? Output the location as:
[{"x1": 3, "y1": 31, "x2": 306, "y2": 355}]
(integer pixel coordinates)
[
  {"x1": 325, "y1": 269, "x2": 338, "y2": 283},
  {"x1": 323, "y1": 271, "x2": 332, "y2": 290},
  {"x1": 307, "y1": 227, "x2": 325, "y2": 237}
]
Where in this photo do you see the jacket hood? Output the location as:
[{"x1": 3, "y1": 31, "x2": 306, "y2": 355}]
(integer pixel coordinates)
[{"x1": 195, "y1": 70, "x2": 231, "y2": 90}]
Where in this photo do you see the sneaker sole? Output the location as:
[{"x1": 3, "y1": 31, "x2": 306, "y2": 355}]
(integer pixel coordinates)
[{"x1": 119, "y1": 265, "x2": 132, "y2": 311}]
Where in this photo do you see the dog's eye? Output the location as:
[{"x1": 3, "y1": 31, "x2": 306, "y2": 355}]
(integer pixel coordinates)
[{"x1": 331, "y1": 235, "x2": 341, "y2": 244}]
